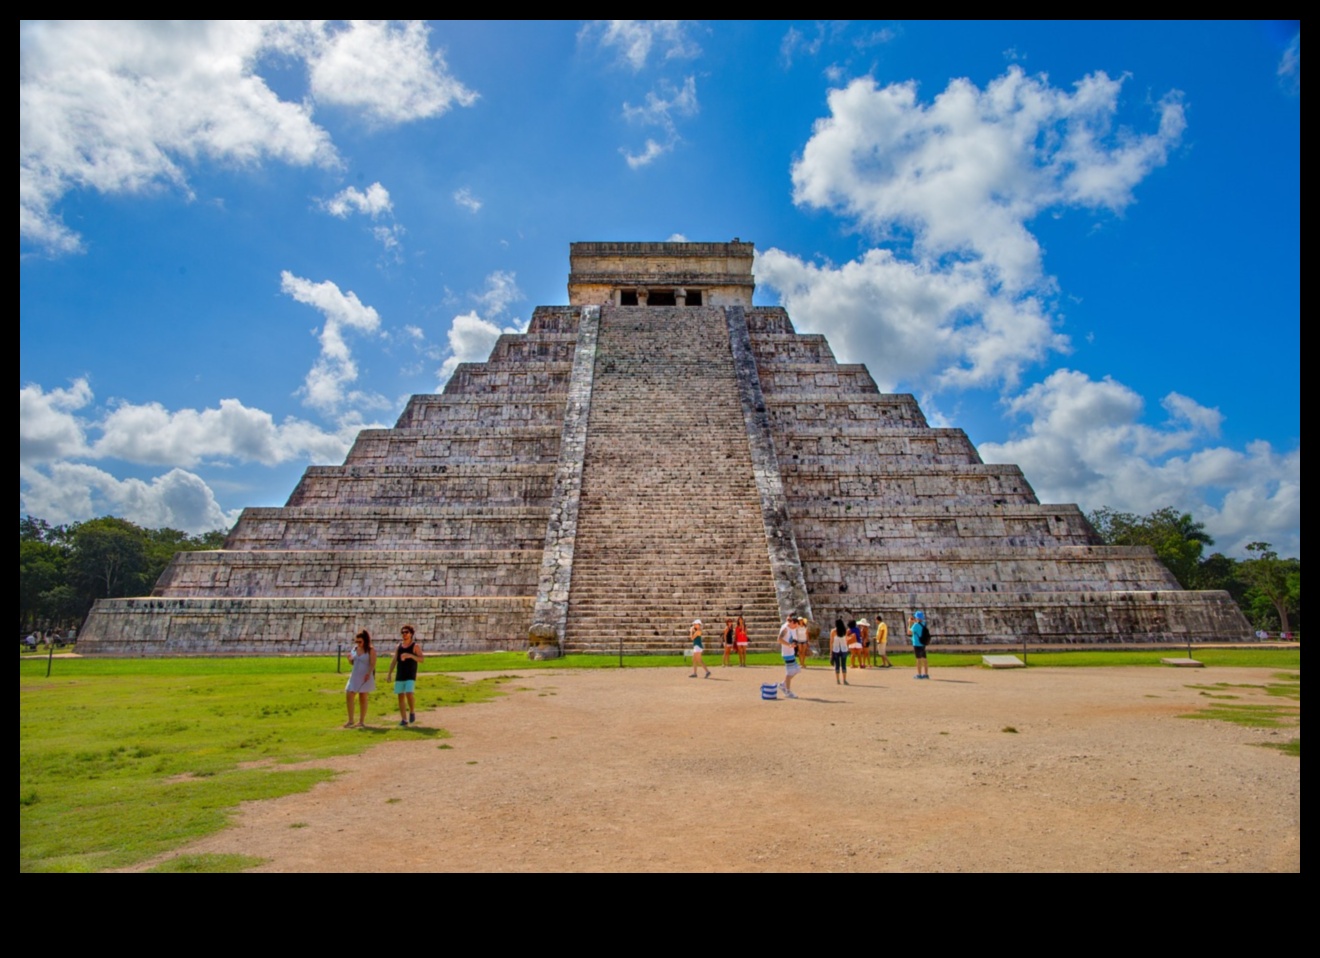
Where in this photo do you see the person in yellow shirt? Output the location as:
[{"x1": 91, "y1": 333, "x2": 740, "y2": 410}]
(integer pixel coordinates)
[{"x1": 873, "y1": 613, "x2": 892, "y2": 668}]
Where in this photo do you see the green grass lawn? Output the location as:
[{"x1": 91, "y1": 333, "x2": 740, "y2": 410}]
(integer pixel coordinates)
[
  {"x1": 19, "y1": 647, "x2": 1299, "y2": 871},
  {"x1": 19, "y1": 657, "x2": 506, "y2": 872},
  {"x1": 1177, "y1": 672, "x2": 1301, "y2": 756}
]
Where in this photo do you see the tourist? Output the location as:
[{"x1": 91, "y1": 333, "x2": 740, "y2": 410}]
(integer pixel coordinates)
[
  {"x1": 874, "y1": 613, "x2": 892, "y2": 668},
  {"x1": 857, "y1": 618, "x2": 871, "y2": 668},
  {"x1": 793, "y1": 614, "x2": 811, "y2": 667},
  {"x1": 344, "y1": 629, "x2": 377, "y2": 728},
  {"x1": 848, "y1": 619, "x2": 863, "y2": 670},
  {"x1": 830, "y1": 617, "x2": 850, "y2": 685},
  {"x1": 689, "y1": 619, "x2": 711, "y2": 678},
  {"x1": 386, "y1": 624, "x2": 424, "y2": 726},
  {"x1": 735, "y1": 615, "x2": 749, "y2": 666},
  {"x1": 910, "y1": 611, "x2": 930, "y2": 680},
  {"x1": 778, "y1": 617, "x2": 801, "y2": 698},
  {"x1": 722, "y1": 617, "x2": 736, "y2": 667}
]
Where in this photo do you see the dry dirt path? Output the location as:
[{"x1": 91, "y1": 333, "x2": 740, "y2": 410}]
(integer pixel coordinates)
[{"x1": 156, "y1": 663, "x2": 1300, "y2": 872}]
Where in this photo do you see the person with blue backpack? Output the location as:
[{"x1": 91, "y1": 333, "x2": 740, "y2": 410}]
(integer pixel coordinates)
[{"x1": 910, "y1": 611, "x2": 931, "y2": 680}]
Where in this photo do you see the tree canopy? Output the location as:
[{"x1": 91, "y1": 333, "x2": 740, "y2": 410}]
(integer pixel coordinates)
[
  {"x1": 18, "y1": 514, "x2": 228, "y2": 633},
  {"x1": 1087, "y1": 507, "x2": 1299, "y2": 632}
]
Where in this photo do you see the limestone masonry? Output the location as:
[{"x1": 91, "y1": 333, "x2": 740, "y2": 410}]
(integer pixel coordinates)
[{"x1": 80, "y1": 241, "x2": 1251, "y2": 655}]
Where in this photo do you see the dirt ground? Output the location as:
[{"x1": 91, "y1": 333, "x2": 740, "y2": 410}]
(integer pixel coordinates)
[{"x1": 149, "y1": 662, "x2": 1300, "y2": 872}]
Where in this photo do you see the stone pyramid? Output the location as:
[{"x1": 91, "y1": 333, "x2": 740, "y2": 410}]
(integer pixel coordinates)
[{"x1": 81, "y1": 241, "x2": 1250, "y2": 655}]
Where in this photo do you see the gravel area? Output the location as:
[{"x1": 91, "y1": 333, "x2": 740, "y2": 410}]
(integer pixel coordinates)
[{"x1": 150, "y1": 663, "x2": 1300, "y2": 872}]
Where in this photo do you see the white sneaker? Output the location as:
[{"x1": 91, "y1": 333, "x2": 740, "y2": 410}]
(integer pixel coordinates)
[{"x1": 786, "y1": 690, "x2": 798, "y2": 699}]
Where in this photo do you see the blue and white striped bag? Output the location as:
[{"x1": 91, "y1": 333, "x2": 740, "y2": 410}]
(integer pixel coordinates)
[{"x1": 760, "y1": 682, "x2": 780, "y2": 700}]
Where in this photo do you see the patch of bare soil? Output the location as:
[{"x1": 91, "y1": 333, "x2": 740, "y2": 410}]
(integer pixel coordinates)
[{"x1": 149, "y1": 664, "x2": 1300, "y2": 872}]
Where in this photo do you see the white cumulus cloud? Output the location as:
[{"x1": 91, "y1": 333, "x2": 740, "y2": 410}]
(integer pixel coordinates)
[
  {"x1": 790, "y1": 67, "x2": 1185, "y2": 291},
  {"x1": 452, "y1": 187, "x2": 482, "y2": 213},
  {"x1": 93, "y1": 397, "x2": 356, "y2": 467},
  {"x1": 620, "y1": 76, "x2": 698, "y2": 168},
  {"x1": 978, "y1": 370, "x2": 1300, "y2": 558},
  {"x1": 580, "y1": 21, "x2": 700, "y2": 71},
  {"x1": 19, "y1": 378, "x2": 372, "y2": 535},
  {"x1": 760, "y1": 67, "x2": 1185, "y2": 392},
  {"x1": 757, "y1": 246, "x2": 1066, "y2": 392},
  {"x1": 20, "y1": 379, "x2": 93, "y2": 463},
  {"x1": 1278, "y1": 32, "x2": 1300, "y2": 92},
  {"x1": 322, "y1": 181, "x2": 393, "y2": 218},
  {"x1": 21, "y1": 379, "x2": 359, "y2": 470},
  {"x1": 280, "y1": 271, "x2": 384, "y2": 415},
  {"x1": 438, "y1": 272, "x2": 525, "y2": 381},
  {"x1": 20, "y1": 20, "x2": 474, "y2": 253},
  {"x1": 21, "y1": 462, "x2": 240, "y2": 534},
  {"x1": 301, "y1": 19, "x2": 477, "y2": 124}
]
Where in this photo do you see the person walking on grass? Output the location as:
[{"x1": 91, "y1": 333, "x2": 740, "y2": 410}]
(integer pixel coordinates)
[
  {"x1": 343, "y1": 629, "x2": 377, "y2": 728},
  {"x1": 689, "y1": 619, "x2": 712, "y2": 678},
  {"x1": 910, "y1": 611, "x2": 930, "y2": 680},
  {"x1": 830, "y1": 617, "x2": 850, "y2": 686},
  {"x1": 778, "y1": 616, "x2": 802, "y2": 698},
  {"x1": 386, "y1": 624, "x2": 424, "y2": 726}
]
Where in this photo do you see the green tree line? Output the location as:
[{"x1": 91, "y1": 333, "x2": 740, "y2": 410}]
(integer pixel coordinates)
[
  {"x1": 19, "y1": 515, "x2": 227, "y2": 634},
  {"x1": 1087, "y1": 506, "x2": 1300, "y2": 633}
]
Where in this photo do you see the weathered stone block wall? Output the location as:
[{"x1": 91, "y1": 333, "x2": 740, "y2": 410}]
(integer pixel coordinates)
[
  {"x1": 748, "y1": 311, "x2": 1249, "y2": 643},
  {"x1": 345, "y1": 426, "x2": 564, "y2": 467},
  {"x1": 750, "y1": 334, "x2": 835, "y2": 364},
  {"x1": 780, "y1": 464, "x2": 1038, "y2": 507},
  {"x1": 287, "y1": 464, "x2": 557, "y2": 507},
  {"x1": 487, "y1": 333, "x2": 577, "y2": 364},
  {"x1": 224, "y1": 507, "x2": 549, "y2": 551},
  {"x1": 765, "y1": 397, "x2": 929, "y2": 430},
  {"x1": 154, "y1": 549, "x2": 541, "y2": 598},
  {"x1": 745, "y1": 307, "x2": 795, "y2": 334},
  {"x1": 775, "y1": 429, "x2": 981, "y2": 466},
  {"x1": 758, "y1": 364, "x2": 880, "y2": 395},
  {"x1": 442, "y1": 362, "x2": 573, "y2": 396},
  {"x1": 787, "y1": 504, "x2": 1101, "y2": 552},
  {"x1": 394, "y1": 396, "x2": 569, "y2": 429},
  {"x1": 826, "y1": 590, "x2": 1252, "y2": 645},
  {"x1": 78, "y1": 596, "x2": 535, "y2": 656},
  {"x1": 798, "y1": 546, "x2": 1179, "y2": 597},
  {"x1": 528, "y1": 306, "x2": 581, "y2": 334}
]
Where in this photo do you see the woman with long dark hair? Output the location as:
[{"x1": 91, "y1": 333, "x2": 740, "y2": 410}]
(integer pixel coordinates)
[
  {"x1": 830, "y1": 618, "x2": 850, "y2": 685},
  {"x1": 344, "y1": 629, "x2": 377, "y2": 727}
]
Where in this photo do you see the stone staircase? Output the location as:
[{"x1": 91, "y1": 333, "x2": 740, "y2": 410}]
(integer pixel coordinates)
[{"x1": 563, "y1": 307, "x2": 782, "y2": 653}]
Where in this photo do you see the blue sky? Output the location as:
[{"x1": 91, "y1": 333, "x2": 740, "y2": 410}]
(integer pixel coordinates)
[{"x1": 20, "y1": 20, "x2": 1300, "y2": 558}]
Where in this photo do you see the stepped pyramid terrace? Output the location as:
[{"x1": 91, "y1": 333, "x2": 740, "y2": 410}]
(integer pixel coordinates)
[{"x1": 80, "y1": 240, "x2": 1252, "y2": 656}]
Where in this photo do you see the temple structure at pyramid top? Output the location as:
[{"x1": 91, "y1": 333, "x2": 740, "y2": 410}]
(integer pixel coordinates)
[
  {"x1": 568, "y1": 240, "x2": 755, "y2": 306},
  {"x1": 80, "y1": 240, "x2": 1251, "y2": 656}
]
